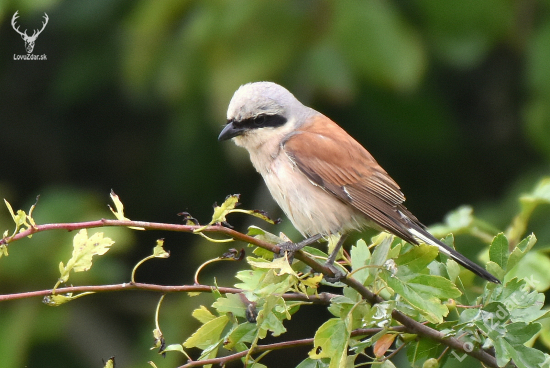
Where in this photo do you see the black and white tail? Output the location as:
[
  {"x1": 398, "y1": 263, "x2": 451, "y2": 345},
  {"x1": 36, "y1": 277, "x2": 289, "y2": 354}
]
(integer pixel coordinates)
[{"x1": 408, "y1": 225, "x2": 501, "y2": 284}]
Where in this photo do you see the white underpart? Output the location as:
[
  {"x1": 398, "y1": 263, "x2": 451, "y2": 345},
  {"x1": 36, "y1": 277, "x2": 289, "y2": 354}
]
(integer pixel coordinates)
[
  {"x1": 234, "y1": 127, "x2": 367, "y2": 236},
  {"x1": 408, "y1": 227, "x2": 452, "y2": 257}
]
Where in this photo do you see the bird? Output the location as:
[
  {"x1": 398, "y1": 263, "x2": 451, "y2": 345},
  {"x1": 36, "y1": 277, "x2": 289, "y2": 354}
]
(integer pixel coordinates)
[{"x1": 218, "y1": 81, "x2": 500, "y2": 284}]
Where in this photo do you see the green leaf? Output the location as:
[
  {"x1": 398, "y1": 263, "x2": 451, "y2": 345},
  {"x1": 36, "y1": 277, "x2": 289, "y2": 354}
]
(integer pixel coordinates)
[
  {"x1": 505, "y1": 322, "x2": 541, "y2": 345},
  {"x1": 248, "y1": 256, "x2": 298, "y2": 277},
  {"x1": 309, "y1": 318, "x2": 348, "y2": 368},
  {"x1": 224, "y1": 323, "x2": 257, "y2": 349},
  {"x1": 152, "y1": 239, "x2": 170, "y2": 258},
  {"x1": 251, "y1": 245, "x2": 274, "y2": 260},
  {"x1": 301, "y1": 245, "x2": 329, "y2": 258},
  {"x1": 387, "y1": 238, "x2": 403, "y2": 260},
  {"x1": 212, "y1": 294, "x2": 247, "y2": 318},
  {"x1": 494, "y1": 338, "x2": 549, "y2": 368},
  {"x1": 301, "y1": 273, "x2": 323, "y2": 291},
  {"x1": 2, "y1": 198, "x2": 37, "y2": 241},
  {"x1": 473, "y1": 310, "x2": 508, "y2": 341},
  {"x1": 422, "y1": 358, "x2": 438, "y2": 368},
  {"x1": 509, "y1": 292, "x2": 549, "y2": 323},
  {"x1": 43, "y1": 292, "x2": 96, "y2": 306},
  {"x1": 210, "y1": 194, "x2": 239, "y2": 225},
  {"x1": 480, "y1": 278, "x2": 549, "y2": 326},
  {"x1": 70, "y1": 230, "x2": 114, "y2": 273},
  {"x1": 108, "y1": 190, "x2": 144, "y2": 230},
  {"x1": 489, "y1": 233, "x2": 509, "y2": 270},
  {"x1": 256, "y1": 295, "x2": 289, "y2": 337},
  {"x1": 350, "y1": 239, "x2": 371, "y2": 284},
  {"x1": 539, "y1": 318, "x2": 550, "y2": 351},
  {"x1": 327, "y1": 295, "x2": 369, "y2": 330},
  {"x1": 4, "y1": 199, "x2": 18, "y2": 224},
  {"x1": 370, "y1": 234, "x2": 392, "y2": 280},
  {"x1": 248, "y1": 226, "x2": 281, "y2": 260},
  {"x1": 0, "y1": 243, "x2": 8, "y2": 258},
  {"x1": 485, "y1": 261, "x2": 505, "y2": 281},
  {"x1": 243, "y1": 361, "x2": 267, "y2": 368},
  {"x1": 507, "y1": 234, "x2": 537, "y2": 273},
  {"x1": 296, "y1": 357, "x2": 330, "y2": 368},
  {"x1": 327, "y1": 295, "x2": 357, "y2": 318},
  {"x1": 361, "y1": 301, "x2": 394, "y2": 329},
  {"x1": 235, "y1": 267, "x2": 268, "y2": 293},
  {"x1": 109, "y1": 190, "x2": 128, "y2": 221},
  {"x1": 493, "y1": 341, "x2": 511, "y2": 367},
  {"x1": 446, "y1": 259, "x2": 460, "y2": 283},
  {"x1": 151, "y1": 328, "x2": 164, "y2": 350},
  {"x1": 255, "y1": 269, "x2": 295, "y2": 296},
  {"x1": 58, "y1": 229, "x2": 114, "y2": 283},
  {"x1": 381, "y1": 272, "x2": 450, "y2": 323},
  {"x1": 259, "y1": 306, "x2": 287, "y2": 337},
  {"x1": 247, "y1": 226, "x2": 284, "y2": 244},
  {"x1": 395, "y1": 244, "x2": 439, "y2": 273},
  {"x1": 230, "y1": 208, "x2": 280, "y2": 225},
  {"x1": 192, "y1": 306, "x2": 216, "y2": 324},
  {"x1": 183, "y1": 315, "x2": 229, "y2": 349},
  {"x1": 506, "y1": 251, "x2": 550, "y2": 291},
  {"x1": 163, "y1": 344, "x2": 186, "y2": 354},
  {"x1": 407, "y1": 337, "x2": 446, "y2": 368},
  {"x1": 103, "y1": 357, "x2": 115, "y2": 368},
  {"x1": 510, "y1": 345, "x2": 549, "y2": 368},
  {"x1": 404, "y1": 275, "x2": 462, "y2": 299},
  {"x1": 14, "y1": 210, "x2": 27, "y2": 228}
]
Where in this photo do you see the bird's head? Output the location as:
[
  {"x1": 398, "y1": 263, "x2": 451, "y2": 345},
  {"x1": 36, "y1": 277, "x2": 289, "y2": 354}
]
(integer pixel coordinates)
[{"x1": 218, "y1": 82, "x2": 313, "y2": 149}]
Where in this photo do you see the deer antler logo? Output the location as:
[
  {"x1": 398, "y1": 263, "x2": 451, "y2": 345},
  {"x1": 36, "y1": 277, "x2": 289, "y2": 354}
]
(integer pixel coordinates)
[{"x1": 11, "y1": 11, "x2": 49, "y2": 54}]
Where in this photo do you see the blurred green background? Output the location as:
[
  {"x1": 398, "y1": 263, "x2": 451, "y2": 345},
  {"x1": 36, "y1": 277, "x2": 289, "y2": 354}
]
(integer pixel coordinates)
[{"x1": 1, "y1": 1, "x2": 550, "y2": 367}]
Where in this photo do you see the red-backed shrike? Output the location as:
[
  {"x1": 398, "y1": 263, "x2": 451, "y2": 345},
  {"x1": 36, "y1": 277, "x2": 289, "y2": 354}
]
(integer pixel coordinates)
[{"x1": 218, "y1": 81, "x2": 499, "y2": 284}]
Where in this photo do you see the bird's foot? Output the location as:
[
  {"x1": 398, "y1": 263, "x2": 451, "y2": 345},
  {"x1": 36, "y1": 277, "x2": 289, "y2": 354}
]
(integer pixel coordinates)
[
  {"x1": 276, "y1": 241, "x2": 297, "y2": 262},
  {"x1": 323, "y1": 262, "x2": 346, "y2": 283},
  {"x1": 322, "y1": 234, "x2": 348, "y2": 282},
  {"x1": 276, "y1": 234, "x2": 324, "y2": 262}
]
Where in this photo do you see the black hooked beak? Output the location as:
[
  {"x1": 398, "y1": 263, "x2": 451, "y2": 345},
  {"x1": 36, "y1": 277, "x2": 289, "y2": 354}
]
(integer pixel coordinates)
[{"x1": 218, "y1": 120, "x2": 245, "y2": 141}]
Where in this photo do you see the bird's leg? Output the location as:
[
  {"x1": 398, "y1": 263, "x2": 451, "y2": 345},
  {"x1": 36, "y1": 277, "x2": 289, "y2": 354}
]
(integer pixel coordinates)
[
  {"x1": 277, "y1": 234, "x2": 324, "y2": 262},
  {"x1": 324, "y1": 234, "x2": 348, "y2": 282}
]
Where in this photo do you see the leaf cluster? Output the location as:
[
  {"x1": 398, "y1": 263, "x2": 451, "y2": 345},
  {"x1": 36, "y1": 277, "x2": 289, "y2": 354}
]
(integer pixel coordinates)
[
  {"x1": 156, "y1": 180, "x2": 550, "y2": 367},
  {"x1": 3, "y1": 178, "x2": 550, "y2": 368}
]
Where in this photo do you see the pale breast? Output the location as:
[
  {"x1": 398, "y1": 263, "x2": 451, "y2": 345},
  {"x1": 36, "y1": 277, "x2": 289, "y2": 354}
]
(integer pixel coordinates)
[{"x1": 252, "y1": 151, "x2": 367, "y2": 237}]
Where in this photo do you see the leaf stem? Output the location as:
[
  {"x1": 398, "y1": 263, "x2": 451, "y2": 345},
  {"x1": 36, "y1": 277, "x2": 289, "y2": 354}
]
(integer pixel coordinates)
[{"x1": 155, "y1": 294, "x2": 165, "y2": 331}]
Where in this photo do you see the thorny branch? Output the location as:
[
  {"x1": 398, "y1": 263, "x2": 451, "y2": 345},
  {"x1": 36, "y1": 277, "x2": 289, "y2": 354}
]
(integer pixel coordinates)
[{"x1": 0, "y1": 218, "x2": 500, "y2": 368}]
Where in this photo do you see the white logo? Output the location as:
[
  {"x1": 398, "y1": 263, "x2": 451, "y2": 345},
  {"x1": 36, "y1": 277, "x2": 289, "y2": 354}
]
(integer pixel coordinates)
[{"x1": 11, "y1": 11, "x2": 48, "y2": 54}]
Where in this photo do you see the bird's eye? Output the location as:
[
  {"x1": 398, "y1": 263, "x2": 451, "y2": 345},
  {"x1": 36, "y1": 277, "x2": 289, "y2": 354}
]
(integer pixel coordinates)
[{"x1": 254, "y1": 115, "x2": 266, "y2": 126}]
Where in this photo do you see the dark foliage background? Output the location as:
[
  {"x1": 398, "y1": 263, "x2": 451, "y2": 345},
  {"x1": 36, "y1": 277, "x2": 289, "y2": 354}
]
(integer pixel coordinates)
[{"x1": 1, "y1": 1, "x2": 550, "y2": 367}]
